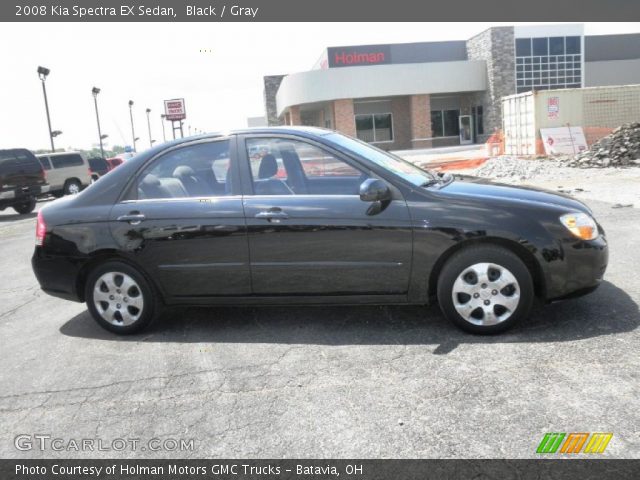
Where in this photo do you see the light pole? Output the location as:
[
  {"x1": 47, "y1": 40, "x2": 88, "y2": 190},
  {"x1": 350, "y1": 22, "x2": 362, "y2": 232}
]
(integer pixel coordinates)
[
  {"x1": 92, "y1": 87, "x2": 105, "y2": 158},
  {"x1": 146, "y1": 108, "x2": 154, "y2": 148},
  {"x1": 128, "y1": 100, "x2": 137, "y2": 152},
  {"x1": 160, "y1": 114, "x2": 166, "y2": 142},
  {"x1": 37, "y1": 66, "x2": 56, "y2": 152}
]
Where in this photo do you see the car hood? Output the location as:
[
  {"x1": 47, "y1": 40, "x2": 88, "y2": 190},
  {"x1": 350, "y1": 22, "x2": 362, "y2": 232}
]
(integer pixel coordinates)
[{"x1": 440, "y1": 175, "x2": 591, "y2": 214}]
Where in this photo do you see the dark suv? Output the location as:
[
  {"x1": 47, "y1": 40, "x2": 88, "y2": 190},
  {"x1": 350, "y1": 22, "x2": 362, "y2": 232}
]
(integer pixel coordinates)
[{"x1": 0, "y1": 149, "x2": 49, "y2": 214}]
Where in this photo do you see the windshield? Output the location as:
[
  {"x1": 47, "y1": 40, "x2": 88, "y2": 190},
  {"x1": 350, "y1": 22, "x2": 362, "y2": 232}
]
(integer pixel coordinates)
[{"x1": 326, "y1": 133, "x2": 435, "y2": 187}]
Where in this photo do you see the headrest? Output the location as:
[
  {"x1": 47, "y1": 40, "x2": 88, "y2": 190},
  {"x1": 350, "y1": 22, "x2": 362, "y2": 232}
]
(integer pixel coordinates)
[
  {"x1": 141, "y1": 174, "x2": 160, "y2": 187},
  {"x1": 173, "y1": 165, "x2": 195, "y2": 178},
  {"x1": 258, "y1": 154, "x2": 278, "y2": 179}
]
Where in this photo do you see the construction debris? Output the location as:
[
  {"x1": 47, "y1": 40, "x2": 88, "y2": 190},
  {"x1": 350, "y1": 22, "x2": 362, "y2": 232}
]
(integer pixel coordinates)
[{"x1": 567, "y1": 123, "x2": 640, "y2": 168}]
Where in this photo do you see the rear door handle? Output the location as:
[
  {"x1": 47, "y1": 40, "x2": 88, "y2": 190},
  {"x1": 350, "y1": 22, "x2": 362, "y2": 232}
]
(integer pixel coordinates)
[
  {"x1": 255, "y1": 208, "x2": 289, "y2": 221},
  {"x1": 117, "y1": 213, "x2": 146, "y2": 225}
]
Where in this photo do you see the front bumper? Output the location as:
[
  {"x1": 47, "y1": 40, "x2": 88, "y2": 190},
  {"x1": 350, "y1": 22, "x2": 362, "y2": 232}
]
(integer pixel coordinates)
[{"x1": 544, "y1": 234, "x2": 608, "y2": 302}]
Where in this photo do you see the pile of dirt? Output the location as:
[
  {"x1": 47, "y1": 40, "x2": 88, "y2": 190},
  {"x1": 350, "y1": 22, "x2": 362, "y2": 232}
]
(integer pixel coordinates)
[{"x1": 568, "y1": 123, "x2": 640, "y2": 168}]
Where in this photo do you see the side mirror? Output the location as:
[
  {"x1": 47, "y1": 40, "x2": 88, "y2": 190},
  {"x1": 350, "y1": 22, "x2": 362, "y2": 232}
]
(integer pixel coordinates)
[{"x1": 359, "y1": 178, "x2": 391, "y2": 202}]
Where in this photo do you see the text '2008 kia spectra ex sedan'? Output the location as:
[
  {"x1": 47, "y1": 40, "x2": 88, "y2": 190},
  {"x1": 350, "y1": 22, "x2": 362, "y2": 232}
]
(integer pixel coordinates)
[{"x1": 32, "y1": 127, "x2": 608, "y2": 335}]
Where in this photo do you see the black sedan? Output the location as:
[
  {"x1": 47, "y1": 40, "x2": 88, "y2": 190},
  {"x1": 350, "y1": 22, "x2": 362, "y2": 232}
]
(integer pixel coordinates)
[{"x1": 32, "y1": 127, "x2": 608, "y2": 334}]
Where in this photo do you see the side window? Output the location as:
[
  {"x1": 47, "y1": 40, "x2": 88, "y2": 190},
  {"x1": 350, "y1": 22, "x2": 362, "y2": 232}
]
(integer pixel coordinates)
[
  {"x1": 246, "y1": 138, "x2": 364, "y2": 196},
  {"x1": 51, "y1": 154, "x2": 83, "y2": 168},
  {"x1": 39, "y1": 158, "x2": 51, "y2": 170},
  {"x1": 136, "y1": 140, "x2": 232, "y2": 200}
]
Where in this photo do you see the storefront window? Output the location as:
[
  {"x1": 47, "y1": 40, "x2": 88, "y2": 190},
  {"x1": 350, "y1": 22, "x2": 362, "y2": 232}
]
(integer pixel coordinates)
[
  {"x1": 472, "y1": 106, "x2": 484, "y2": 136},
  {"x1": 431, "y1": 109, "x2": 460, "y2": 137},
  {"x1": 355, "y1": 113, "x2": 393, "y2": 143},
  {"x1": 430, "y1": 111, "x2": 443, "y2": 137}
]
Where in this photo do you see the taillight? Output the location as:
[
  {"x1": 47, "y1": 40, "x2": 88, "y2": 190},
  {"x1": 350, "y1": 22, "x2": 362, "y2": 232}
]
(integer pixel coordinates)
[
  {"x1": 36, "y1": 210, "x2": 47, "y2": 246},
  {"x1": 41, "y1": 166, "x2": 47, "y2": 180}
]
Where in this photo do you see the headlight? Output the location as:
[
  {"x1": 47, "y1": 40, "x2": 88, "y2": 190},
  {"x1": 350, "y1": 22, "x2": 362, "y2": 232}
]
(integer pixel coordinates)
[{"x1": 559, "y1": 212, "x2": 598, "y2": 240}]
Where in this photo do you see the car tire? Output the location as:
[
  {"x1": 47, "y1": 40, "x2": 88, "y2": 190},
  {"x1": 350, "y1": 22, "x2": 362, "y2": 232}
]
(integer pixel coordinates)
[
  {"x1": 13, "y1": 198, "x2": 36, "y2": 215},
  {"x1": 85, "y1": 261, "x2": 159, "y2": 334},
  {"x1": 437, "y1": 245, "x2": 534, "y2": 334},
  {"x1": 63, "y1": 179, "x2": 82, "y2": 195}
]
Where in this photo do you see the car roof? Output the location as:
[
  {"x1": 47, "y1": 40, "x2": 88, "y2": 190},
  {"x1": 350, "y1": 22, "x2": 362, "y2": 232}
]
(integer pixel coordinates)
[
  {"x1": 37, "y1": 151, "x2": 83, "y2": 157},
  {"x1": 166, "y1": 126, "x2": 335, "y2": 146}
]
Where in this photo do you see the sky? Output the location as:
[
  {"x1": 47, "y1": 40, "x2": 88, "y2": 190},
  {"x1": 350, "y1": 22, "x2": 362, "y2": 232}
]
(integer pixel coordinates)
[{"x1": 1, "y1": 22, "x2": 639, "y2": 151}]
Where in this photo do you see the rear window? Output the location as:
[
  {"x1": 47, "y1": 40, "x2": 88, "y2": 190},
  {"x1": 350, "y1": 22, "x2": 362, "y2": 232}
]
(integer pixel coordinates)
[
  {"x1": 51, "y1": 153, "x2": 84, "y2": 169},
  {"x1": 0, "y1": 149, "x2": 42, "y2": 175},
  {"x1": 88, "y1": 158, "x2": 108, "y2": 171}
]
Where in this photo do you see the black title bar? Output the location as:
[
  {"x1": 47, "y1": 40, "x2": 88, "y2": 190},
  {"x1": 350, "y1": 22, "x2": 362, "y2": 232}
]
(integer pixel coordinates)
[{"x1": 2, "y1": 459, "x2": 640, "y2": 480}]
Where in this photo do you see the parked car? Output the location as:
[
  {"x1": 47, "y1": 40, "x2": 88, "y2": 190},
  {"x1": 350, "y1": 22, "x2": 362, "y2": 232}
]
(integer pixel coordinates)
[
  {"x1": 32, "y1": 127, "x2": 608, "y2": 335},
  {"x1": 36, "y1": 152, "x2": 92, "y2": 197},
  {"x1": 88, "y1": 157, "x2": 110, "y2": 182},
  {"x1": 105, "y1": 157, "x2": 124, "y2": 170},
  {"x1": 0, "y1": 148, "x2": 49, "y2": 214}
]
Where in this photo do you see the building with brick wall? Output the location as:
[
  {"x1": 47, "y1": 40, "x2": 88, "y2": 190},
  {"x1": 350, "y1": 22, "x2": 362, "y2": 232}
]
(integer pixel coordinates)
[{"x1": 263, "y1": 24, "x2": 640, "y2": 150}]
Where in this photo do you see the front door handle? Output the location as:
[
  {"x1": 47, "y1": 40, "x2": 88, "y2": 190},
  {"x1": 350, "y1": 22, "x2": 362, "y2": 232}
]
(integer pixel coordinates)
[
  {"x1": 255, "y1": 208, "x2": 289, "y2": 221},
  {"x1": 117, "y1": 212, "x2": 146, "y2": 225}
]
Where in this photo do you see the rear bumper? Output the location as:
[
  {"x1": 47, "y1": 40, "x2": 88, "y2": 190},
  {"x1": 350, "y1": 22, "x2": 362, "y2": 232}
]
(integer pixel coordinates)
[
  {"x1": 0, "y1": 184, "x2": 49, "y2": 206},
  {"x1": 31, "y1": 248, "x2": 83, "y2": 303}
]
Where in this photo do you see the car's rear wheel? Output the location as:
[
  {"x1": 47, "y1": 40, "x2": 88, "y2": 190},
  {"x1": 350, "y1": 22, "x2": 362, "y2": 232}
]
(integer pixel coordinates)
[
  {"x1": 437, "y1": 245, "x2": 534, "y2": 334},
  {"x1": 64, "y1": 179, "x2": 81, "y2": 195},
  {"x1": 13, "y1": 198, "x2": 36, "y2": 215},
  {"x1": 85, "y1": 261, "x2": 158, "y2": 334}
]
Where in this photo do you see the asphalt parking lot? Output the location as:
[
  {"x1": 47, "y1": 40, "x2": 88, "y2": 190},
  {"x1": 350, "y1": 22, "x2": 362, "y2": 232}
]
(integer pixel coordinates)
[{"x1": 0, "y1": 195, "x2": 638, "y2": 459}]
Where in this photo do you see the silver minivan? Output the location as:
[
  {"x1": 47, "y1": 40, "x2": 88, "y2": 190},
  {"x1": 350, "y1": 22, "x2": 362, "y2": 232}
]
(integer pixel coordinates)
[{"x1": 36, "y1": 152, "x2": 92, "y2": 196}]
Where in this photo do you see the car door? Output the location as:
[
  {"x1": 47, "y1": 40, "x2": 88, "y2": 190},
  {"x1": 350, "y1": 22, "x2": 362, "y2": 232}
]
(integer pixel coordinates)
[
  {"x1": 109, "y1": 137, "x2": 251, "y2": 298},
  {"x1": 238, "y1": 135, "x2": 413, "y2": 296}
]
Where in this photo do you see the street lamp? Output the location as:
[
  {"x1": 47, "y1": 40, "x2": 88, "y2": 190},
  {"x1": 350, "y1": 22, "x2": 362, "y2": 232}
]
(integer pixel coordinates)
[
  {"x1": 92, "y1": 87, "x2": 105, "y2": 159},
  {"x1": 128, "y1": 100, "x2": 137, "y2": 152},
  {"x1": 146, "y1": 108, "x2": 154, "y2": 148},
  {"x1": 160, "y1": 114, "x2": 167, "y2": 142},
  {"x1": 37, "y1": 66, "x2": 56, "y2": 152}
]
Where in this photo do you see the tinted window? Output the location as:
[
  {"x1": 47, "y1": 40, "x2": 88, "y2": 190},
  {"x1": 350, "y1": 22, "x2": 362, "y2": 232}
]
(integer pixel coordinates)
[
  {"x1": 515, "y1": 38, "x2": 531, "y2": 56},
  {"x1": 532, "y1": 37, "x2": 548, "y2": 56},
  {"x1": 136, "y1": 140, "x2": 232, "y2": 199},
  {"x1": 0, "y1": 149, "x2": 42, "y2": 175},
  {"x1": 430, "y1": 111, "x2": 443, "y2": 137},
  {"x1": 88, "y1": 157, "x2": 108, "y2": 173},
  {"x1": 355, "y1": 113, "x2": 393, "y2": 143},
  {"x1": 549, "y1": 37, "x2": 564, "y2": 55},
  {"x1": 566, "y1": 36, "x2": 581, "y2": 54},
  {"x1": 51, "y1": 153, "x2": 84, "y2": 168},
  {"x1": 246, "y1": 137, "x2": 363, "y2": 196},
  {"x1": 39, "y1": 158, "x2": 52, "y2": 170}
]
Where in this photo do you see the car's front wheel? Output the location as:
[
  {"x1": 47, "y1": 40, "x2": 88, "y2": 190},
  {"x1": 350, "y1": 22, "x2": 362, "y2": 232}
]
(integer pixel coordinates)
[
  {"x1": 85, "y1": 261, "x2": 159, "y2": 334},
  {"x1": 437, "y1": 245, "x2": 534, "y2": 334}
]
